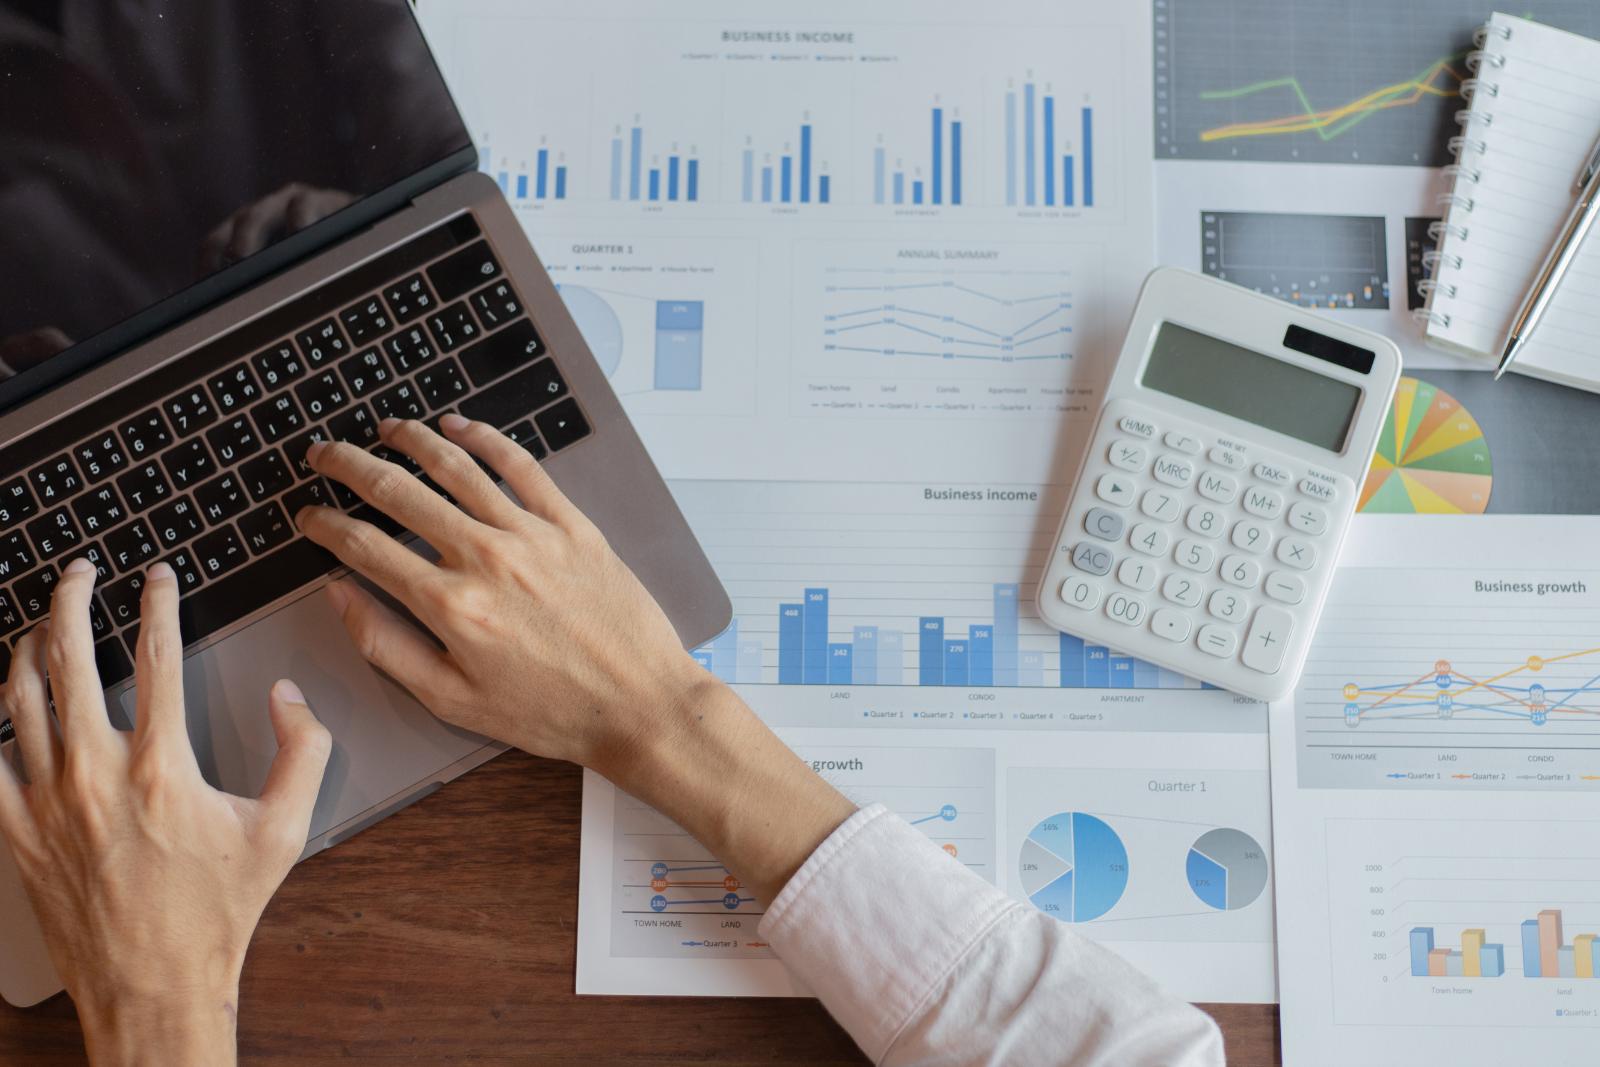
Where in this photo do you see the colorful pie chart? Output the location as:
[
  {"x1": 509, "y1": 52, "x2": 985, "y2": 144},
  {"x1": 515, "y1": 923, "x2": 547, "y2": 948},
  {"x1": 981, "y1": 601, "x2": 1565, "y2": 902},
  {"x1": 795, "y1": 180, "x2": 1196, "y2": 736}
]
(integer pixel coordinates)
[
  {"x1": 1018, "y1": 812, "x2": 1128, "y2": 922},
  {"x1": 1359, "y1": 377, "x2": 1492, "y2": 514}
]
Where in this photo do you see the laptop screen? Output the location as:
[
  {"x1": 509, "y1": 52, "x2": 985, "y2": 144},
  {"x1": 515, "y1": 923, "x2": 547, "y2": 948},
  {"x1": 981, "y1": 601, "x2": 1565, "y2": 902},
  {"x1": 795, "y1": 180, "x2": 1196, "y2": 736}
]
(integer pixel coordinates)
[{"x1": 0, "y1": 0, "x2": 471, "y2": 399}]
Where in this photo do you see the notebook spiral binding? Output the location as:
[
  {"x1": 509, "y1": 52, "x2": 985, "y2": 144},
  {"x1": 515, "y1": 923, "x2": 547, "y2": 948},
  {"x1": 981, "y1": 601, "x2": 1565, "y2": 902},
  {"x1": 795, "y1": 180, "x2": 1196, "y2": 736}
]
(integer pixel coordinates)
[{"x1": 1412, "y1": 21, "x2": 1514, "y2": 330}]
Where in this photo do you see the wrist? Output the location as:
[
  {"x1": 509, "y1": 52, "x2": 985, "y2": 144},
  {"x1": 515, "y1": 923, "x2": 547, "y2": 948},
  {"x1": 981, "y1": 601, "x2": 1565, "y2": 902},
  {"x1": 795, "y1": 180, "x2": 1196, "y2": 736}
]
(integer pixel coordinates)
[{"x1": 75, "y1": 972, "x2": 242, "y2": 1067}]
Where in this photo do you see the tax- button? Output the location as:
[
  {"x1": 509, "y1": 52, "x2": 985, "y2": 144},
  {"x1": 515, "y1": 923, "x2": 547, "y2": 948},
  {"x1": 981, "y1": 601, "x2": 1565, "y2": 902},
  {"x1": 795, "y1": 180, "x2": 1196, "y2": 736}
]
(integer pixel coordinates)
[
  {"x1": 1083, "y1": 506, "x2": 1125, "y2": 541},
  {"x1": 1242, "y1": 486, "x2": 1284, "y2": 519},
  {"x1": 1286, "y1": 501, "x2": 1327, "y2": 535},
  {"x1": 1242, "y1": 606, "x2": 1294, "y2": 674},
  {"x1": 1152, "y1": 454, "x2": 1195, "y2": 487},
  {"x1": 1096, "y1": 474, "x2": 1136, "y2": 507},
  {"x1": 1253, "y1": 462, "x2": 1292, "y2": 485}
]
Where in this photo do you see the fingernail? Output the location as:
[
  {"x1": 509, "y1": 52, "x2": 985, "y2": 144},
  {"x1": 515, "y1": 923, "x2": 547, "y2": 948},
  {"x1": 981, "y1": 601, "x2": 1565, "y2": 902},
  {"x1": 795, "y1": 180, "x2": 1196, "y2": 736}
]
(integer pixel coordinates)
[
  {"x1": 146, "y1": 561, "x2": 175, "y2": 582},
  {"x1": 64, "y1": 557, "x2": 95, "y2": 575},
  {"x1": 305, "y1": 440, "x2": 327, "y2": 463},
  {"x1": 323, "y1": 578, "x2": 352, "y2": 614},
  {"x1": 440, "y1": 413, "x2": 469, "y2": 432},
  {"x1": 379, "y1": 417, "x2": 401, "y2": 433},
  {"x1": 273, "y1": 678, "x2": 307, "y2": 705}
]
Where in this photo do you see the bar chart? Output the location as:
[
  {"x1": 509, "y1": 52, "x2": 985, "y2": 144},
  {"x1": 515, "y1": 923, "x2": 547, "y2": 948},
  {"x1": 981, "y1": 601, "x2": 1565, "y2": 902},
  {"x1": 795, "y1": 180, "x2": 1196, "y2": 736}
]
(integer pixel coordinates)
[
  {"x1": 739, "y1": 118, "x2": 831, "y2": 206},
  {"x1": 871, "y1": 101, "x2": 965, "y2": 207},
  {"x1": 1003, "y1": 77, "x2": 1095, "y2": 208},
  {"x1": 608, "y1": 119, "x2": 702, "y2": 203},
  {"x1": 480, "y1": 139, "x2": 570, "y2": 202}
]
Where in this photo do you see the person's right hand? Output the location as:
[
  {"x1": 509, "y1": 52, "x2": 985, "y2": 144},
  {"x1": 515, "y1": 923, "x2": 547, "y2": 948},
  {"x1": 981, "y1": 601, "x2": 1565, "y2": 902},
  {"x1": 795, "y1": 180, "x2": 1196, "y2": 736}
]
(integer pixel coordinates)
[{"x1": 295, "y1": 415, "x2": 712, "y2": 774}]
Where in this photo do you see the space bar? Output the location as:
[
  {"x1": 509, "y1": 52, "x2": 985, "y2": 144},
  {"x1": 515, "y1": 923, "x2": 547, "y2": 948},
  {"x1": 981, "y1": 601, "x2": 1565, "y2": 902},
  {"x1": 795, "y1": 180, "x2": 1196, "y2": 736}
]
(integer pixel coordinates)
[{"x1": 177, "y1": 539, "x2": 340, "y2": 647}]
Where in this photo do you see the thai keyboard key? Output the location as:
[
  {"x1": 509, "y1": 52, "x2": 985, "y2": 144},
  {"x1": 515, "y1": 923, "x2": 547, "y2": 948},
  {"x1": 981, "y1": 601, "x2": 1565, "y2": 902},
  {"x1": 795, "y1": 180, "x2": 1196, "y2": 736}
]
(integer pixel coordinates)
[
  {"x1": 470, "y1": 280, "x2": 522, "y2": 329},
  {"x1": 327, "y1": 404, "x2": 380, "y2": 448},
  {"x1": 105, "y1": 520, "x2": 159, "y2": 572},
  {"x1": 102, "y1": 572, "x2": 146, "y2": 628},
  {"x1": 28, "y1": 454, "x2": 82, "y2": 505},
  {"x1": 284, "y1": 428, "x2": 331, "y2": 478},
  {"x1": 417, "y1": 359, "x2": 470, "y2": 410},
  {"x1": 115, "y1": 461, "x2": 173, "y2": 513},
  {"x1": 282, "y1": 479, "x2": 333, "y2": 518},
  {"x1": 460, "y1": 319, "x2": 544, "y2": 386},
  {"x1": 74, "y1": 432, "x2": 129, "y2": 483},
  {"x1": 371, "y1": 380, "x2": 426, "y2": 422},
  {"x1": 460, "y1": 359, "x2": 568, "y2": 428},
  {"x1": 193, "y1": 526, "x2": 249, "y2": 579},
  {"x1": 294, "y1": 371, "x2": 351, "y2": 420},
  {"x1": 14, "y1": 567, "x2": 60, "y2": 620},
  {"x1": 150, "y1": 497, "x2": 204, "y2": 547},
  {"x1": 207, "y1": 362, "x2": 262, "y2": 414},
  {"x1": 0, "y1": 589, "x2": 22, "y2": 636},
  {"x1": 161, "y1": 439, "x2": 215, "y2": 490},
  {"x1": 383, "y1": 273, "x2": 436, "y2": 323},
  {"x1": 384, "y1": 324, "x2": 438, "y2": 374},
  {"x1": 295, "y1": 318, "x2": 350, "y2": 367},
  {"x1": 534, "y1": 398, "x2": 591, "y2": 452},
  {"x1": 240, "y1": 450, "x2": 293, "y2": 502},
  {"x1": 26, "y1": 507, "x2": 80, "y2": 560},
  {"x1": 205, "y1": 415, "x2": 263, "y2": 466},
  {"x1": 238, "y1": 501, "x2": 294, "y2": 555},
  {"x1": 249, "y1": 393, "x2": 305, "y2": 443},
  {"x1": 427, "y1": 241, "x2": 501, "y2": 302},
  {"x1": 163, "y1": 548, "x2": 205, "y2": 592},
  {"x1": 119, "y1": 408, "x2": 172, "y2": 459},
  {"x1": 253, "y1": 342, "x2": 307, "y2": 388},
  {"x1": 504, "y1": 420, "x2": 547, "y2": 462},
  {"x1": 337, "y1": 348, "x2": 393, "y2": 397},
  {"x1": 80, "y1": 542, "x2": 113, "y2": 583},
  {"x1": 194, "y1": 473, "x2": 249, "y2": 525},
  {"x1": 0, "y1": 476, "x2": 36, "y2": 525},
  {"x1": 164, "y1": 387, "x2": 219, "y2": 437},
  {"x1": 0, "y1": 531, "x2": 34, "y2": 582},
  {"x1": 71, "y1": 485, "x2": 126, "y2": 537},
  {"x1": 340, "y1": 297, "x2": 392, "y2": 344},
  {"x1": 425, "y1": 302, "x2": 480, "y2": 352}
]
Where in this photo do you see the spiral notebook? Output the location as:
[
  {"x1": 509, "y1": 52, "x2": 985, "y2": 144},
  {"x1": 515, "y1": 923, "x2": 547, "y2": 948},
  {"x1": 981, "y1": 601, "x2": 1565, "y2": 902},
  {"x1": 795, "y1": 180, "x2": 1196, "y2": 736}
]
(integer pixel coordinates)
[{"x1": 1422, "y1": 13, "x2": 1600, "y2": 391}]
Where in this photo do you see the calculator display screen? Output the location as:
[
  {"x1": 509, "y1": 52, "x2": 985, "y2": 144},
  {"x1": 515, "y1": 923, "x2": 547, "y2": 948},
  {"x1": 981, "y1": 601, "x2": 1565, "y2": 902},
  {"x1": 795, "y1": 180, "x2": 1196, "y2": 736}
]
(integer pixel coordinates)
[{"x1": 1141, "y1": 322, "x2": 1361, "y2": 452}]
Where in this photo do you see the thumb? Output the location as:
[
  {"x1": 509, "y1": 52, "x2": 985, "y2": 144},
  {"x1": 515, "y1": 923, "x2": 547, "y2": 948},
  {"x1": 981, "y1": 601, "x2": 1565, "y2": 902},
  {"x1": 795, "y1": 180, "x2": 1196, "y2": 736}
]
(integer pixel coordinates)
[{"x1": 258, "y1": 679, "x2": 333, "y2": 843}]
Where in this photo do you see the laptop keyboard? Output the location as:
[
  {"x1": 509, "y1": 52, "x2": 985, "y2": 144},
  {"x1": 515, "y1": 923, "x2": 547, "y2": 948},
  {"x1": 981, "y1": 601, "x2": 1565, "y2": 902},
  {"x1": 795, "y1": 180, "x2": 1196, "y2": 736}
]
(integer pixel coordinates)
[{"x1": 0, "y1": 214, "x2": 592, "y2": 734}]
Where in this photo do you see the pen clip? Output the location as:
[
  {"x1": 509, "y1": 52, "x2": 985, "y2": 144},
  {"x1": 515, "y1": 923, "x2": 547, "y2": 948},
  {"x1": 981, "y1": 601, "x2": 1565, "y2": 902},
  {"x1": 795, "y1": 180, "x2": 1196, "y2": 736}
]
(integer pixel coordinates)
[{"x1": 1579, "y1": 130, "x2": 1600, "y2": 189}]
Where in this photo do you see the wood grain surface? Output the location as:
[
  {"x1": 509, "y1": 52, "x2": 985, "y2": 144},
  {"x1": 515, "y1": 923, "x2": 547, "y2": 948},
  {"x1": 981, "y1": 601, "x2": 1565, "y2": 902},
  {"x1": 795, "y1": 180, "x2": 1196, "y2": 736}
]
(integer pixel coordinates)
[{"x1": 0, "y1": 751, "x2": 1282, "y2": 1065}]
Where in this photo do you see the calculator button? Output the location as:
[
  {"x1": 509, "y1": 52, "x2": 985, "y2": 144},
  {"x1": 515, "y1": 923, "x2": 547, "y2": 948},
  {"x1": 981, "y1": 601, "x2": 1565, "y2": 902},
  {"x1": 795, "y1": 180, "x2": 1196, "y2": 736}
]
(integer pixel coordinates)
[
  {"x1": 1197, "y1": 624, "x2": 1238, "y2": 658},
  {"x1": 1230, "y1": 520, "x2": 1272, "y2": 555},
  {"x1": 1071, "y1": 542, "x2": 1115, "y2": 577},
  {"x1": 1104, "y1": 591, "x2": 1147, "y2": 627},
  {"x1": 1118, "y1": 415, "x2": 1156, "y2": 439},
  {"x1": 1161, "y1": 572, "x2": 1203, "y2": 608},
  {"x1": 1152, "y1": 454, "x2": 1195, "y2": 488},
  {"x1": 1128, "y1": 522, "x2": 1171, "y2": 557},
  {"x1": 1208, "y1": 446, "x2": 1244, "y2": 470},
  {"x1": 1163, "y1": 431, "x2": 1201, "y2": 455},
  {"x1": 1264, "y1": 571, "x2": 1306, "y2": 604},
  {"x1": 1107, "y1": 439, "x2": 1148, "y2": 472},
  {"x1": 1299, "y1": 477, "x2": 1337, "y2": 502},
  {"x1": 1184, "y1": 505, "x2": 1225, "y2": 539},
  {"x1": 1095, "y1": 474, "x2": 1136, "y2": 508},
  {"x1": 1276, "y1": 536, "x2": 1316, "y2": 571},
  {"x1": 1219, "y1": 554, "x2": 1262, "y2": 589},
  {"x1": 1242, "y1": 606, "x2": 1294, "y2": 675},
  {"x1": 1083, "y1": 507, "x2": 1126, "y2": 542},
  {"x1": 1059, "y1": 575, "x2": 1102, "y2": 611},
  {"x1": 1241, "y1": 486, "x2": 1284, "y2": 520},
  {"x1": 1207, "y1": 589, "x2": 1249, "y2": 623},
  {"x1": 1253, "y1": 461, "x2": 1293, "y2": 485},
  {"x1": 1140, "y1": 489, "x2": 1182, "y2": 523},
  {"x1": 1196, "y1": 470, "x2": 1237, "y2": 504},
  {"x1": 1117, "y1": 557, "x2": 1158, "y2": 592},
  {"x1": 1174, "y1": 538, "x2": 1215, "y2": 572},
  {"x1": 1151, "y1": 608, "x2": 1192, "y2": 643},
  {"x1": 1286, "y1": 501, "x2": 1328, "y2": 536}
]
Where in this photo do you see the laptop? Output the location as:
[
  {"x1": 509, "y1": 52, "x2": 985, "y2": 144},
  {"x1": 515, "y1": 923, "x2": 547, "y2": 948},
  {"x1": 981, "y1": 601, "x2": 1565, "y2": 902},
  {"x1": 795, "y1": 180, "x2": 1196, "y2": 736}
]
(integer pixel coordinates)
[{"x1": 0, "y1": 0, "x2": 729, "y2": 1006}]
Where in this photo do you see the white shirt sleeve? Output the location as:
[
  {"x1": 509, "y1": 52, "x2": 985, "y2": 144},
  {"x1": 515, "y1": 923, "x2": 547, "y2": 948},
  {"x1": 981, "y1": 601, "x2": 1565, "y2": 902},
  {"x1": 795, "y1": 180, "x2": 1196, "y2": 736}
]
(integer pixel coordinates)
[{"x1": 759, "y1": 804, "x2": 1225, "y2": 1067}]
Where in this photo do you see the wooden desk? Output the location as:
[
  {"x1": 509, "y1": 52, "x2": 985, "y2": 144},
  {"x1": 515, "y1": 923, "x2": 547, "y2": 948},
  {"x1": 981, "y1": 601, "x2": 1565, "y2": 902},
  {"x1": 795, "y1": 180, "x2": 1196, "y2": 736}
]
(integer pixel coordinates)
[{"x1": 0, "y1": 752, "x2": 1281, "y2": 1065}]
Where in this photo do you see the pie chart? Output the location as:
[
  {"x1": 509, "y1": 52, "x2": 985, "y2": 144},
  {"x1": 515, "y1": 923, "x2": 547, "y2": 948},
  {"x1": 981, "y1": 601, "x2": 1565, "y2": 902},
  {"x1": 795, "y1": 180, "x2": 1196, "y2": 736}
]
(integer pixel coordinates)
[
  {"x1": 1185, "y1": 828, "x2": 1269, "y2": 911},
  {"x1": 1018, "y1": 812, "x2": 1128, "y2": 922},
  {"x1": 1359, "y1": 376, "x2": 1492, "y2": 513}
]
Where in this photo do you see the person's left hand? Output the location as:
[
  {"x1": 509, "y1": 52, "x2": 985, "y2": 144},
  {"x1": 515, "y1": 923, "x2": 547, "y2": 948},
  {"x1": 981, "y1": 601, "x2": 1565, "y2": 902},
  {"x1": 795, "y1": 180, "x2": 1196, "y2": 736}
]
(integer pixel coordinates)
[{"x1": 0, "y1": 559, "x2": 332, "y2": 1066}]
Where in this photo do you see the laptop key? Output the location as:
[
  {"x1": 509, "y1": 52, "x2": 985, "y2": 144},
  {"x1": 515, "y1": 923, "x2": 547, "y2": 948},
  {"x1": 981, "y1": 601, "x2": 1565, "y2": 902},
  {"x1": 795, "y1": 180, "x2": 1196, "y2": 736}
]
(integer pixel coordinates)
[
  {"x1": 383, "y1": 272, "x2": 436, "y2": 323},
  {"x1": 164, "y1": 387, "x2": 220, "y2": 437},
  {"x1": 470, "y1": 280, "x2": 522, "y2": 330},
  {"x1": 207, "y1": 362, "x2": 262, "y2": 415},
  {"x1": 0, "y1": 476, "x2": 36, "y2": 525},
  {"x1": 102, "y1": 572, "x2": 146, "y2": 629},
  {"x1": 28, "y1": 453, "x2": 83, "y2": 506},
  {"x1": 295, "y1": 370, "x2": 351, "y2": 420},
  {"x1": 460, "y1": 359, "x2": 569, "y2": 429},
  {"x1": 119, "y1": 408, "x2": 173, "y2": 459},
  {"x1": 371, "y1": 380, "x2": 426, "y2": 422},
  {"x1": 27, "y1": 507, "x2": 82, "y2": 561},
  {"x1": 283, "y1": 427, "x2": 331, "y2": 478},
  {"x1": 150, "y1": 496, "x2": 204, "y2": 548},
  {"x1": 14, "y1": 567, "x2": 60, "y2": 621},
  {"x1": 194, "y1": 472, "x2": 250, "y2": 526},
  {"x1": 534, "y1": 399, "x2": 591, "y2": 453},
  {"x1": 249, "y1": 393, "x2": 305, "y2": 443},
  {"x1": 105, "y1": 520, "x2": 159, "y2": 573},
  {"x1": 240, "y1": 450, "x2": 293, "y2": 502},
  {"x1": 337, "y1": 348, "x2": 394, "y2": 398},
  {"x1": 0, "y1": 590, "x2": 22, "y2": 637},
  {"x1": 459, "y1": 319, "x2": 544, "y2": 386},
  {"x1": 427, "y1": 240, "x2": 502, "y2": 302},
  {"x1": 327, "y1": 403, "x2": 380, "y2": 448},
  {"x1": 295, "y1": 318, "x2": 350, "y2": 368},
  {"x1": 163, "y1": 547, "x2": 205, "y2": 592},
  {"x1": 425, "y1": 302, "x2": 480, "y2": 353},
  {"x1": 74, "y1": 431, "x2": 130, "y2": 483},
  {"x1": 238, "y1": 501, "x2": 295, "y2": 556},
  {"x1": 205, "y1": 414, "x2": 263, "y2": 466},
  {"x1": 384, "y1": 325, "x2": 438, "y2": 374},
  {"x1": 340, "y1": 297, "x2": 392, "y2": 344},
  {"x1": 161, "y1": 438, "x2": 215, "y2": 490},
  {"x1": 80, "y1": 542, "x2": 113, "y2": 583},
  {"x1": 0, "y1": 531, "x2": 34, "y2": 583},
  {"x1": 88, "y1": 597, "x2": 112, "y2": 640},
  {"x1": 253, "y1": 341, "x2": 307, "y2": 388},
  {"x1": 417, "y1": 359, "x2": 470, "y2": 410},
  {"x1": 71, "y1": 485, "x2": 126, "y2": 538},
  {"x1": 115, "y1": 460, "x2": 173, "y2": 513},
  {"x1": 194, "y1": 526, "x2": 249, "y2": 580},
  {"x1": 282, "y1": 479, "x2": 333, "y2": 518},
  {"x1": 94, "y1": 637, "x2": 134, "y2": 690}
]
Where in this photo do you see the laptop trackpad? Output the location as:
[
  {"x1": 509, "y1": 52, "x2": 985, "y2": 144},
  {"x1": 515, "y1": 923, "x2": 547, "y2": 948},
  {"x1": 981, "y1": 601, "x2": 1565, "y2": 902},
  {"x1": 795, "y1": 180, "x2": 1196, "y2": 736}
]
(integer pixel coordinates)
[{"x1": 117, "y1": 584, "x2": 491, "y2": 840}]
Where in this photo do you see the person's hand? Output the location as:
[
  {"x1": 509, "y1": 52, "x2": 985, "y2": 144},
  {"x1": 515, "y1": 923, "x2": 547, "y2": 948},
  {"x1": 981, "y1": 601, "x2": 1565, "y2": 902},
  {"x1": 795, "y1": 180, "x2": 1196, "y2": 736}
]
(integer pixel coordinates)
[
  {"x1": 297, "y1": 416, "x2": 856, "y2": 903},
  {"x1": 0, "y1": 560, "x2": 332, "y2": 1067},
  {"x1": 295, "y1": 415, "x2": 706, "y2": 774},
  {"x1": 199, "y1": 183, "x2": 356, "y2": 271}
]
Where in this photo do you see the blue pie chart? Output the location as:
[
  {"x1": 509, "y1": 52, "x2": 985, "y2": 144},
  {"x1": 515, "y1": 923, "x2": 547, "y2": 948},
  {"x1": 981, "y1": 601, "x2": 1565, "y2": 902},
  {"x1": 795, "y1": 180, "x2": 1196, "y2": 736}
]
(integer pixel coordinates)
[{"x1": 1018, "y1": 812, "x2": 1128, "y2": 922}]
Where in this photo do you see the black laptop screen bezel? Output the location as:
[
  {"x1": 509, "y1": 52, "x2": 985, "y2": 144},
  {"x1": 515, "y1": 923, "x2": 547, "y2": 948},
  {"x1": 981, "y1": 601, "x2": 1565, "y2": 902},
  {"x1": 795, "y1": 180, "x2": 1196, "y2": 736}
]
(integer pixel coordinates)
[{"x1": 0, "y1": 3, "x2": 477, "y2": 417}]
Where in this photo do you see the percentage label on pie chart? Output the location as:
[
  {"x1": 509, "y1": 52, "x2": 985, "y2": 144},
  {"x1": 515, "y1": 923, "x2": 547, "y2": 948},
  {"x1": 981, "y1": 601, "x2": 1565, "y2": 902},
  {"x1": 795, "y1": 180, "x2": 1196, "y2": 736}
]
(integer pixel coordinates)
[
  {"x1": 1018, "y1": 812, "x2": 1128, "y2": 922},
  {"x1": 1185, "y1": 828, "x2": 1269, "y2": 911}
]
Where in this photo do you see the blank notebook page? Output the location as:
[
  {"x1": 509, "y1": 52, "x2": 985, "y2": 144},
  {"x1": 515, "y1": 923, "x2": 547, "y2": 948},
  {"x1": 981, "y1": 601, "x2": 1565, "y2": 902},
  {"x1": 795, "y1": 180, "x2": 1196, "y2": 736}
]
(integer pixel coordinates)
[{"x1": 1427, "y1": 13, "x2": 1600, "y2": 383}]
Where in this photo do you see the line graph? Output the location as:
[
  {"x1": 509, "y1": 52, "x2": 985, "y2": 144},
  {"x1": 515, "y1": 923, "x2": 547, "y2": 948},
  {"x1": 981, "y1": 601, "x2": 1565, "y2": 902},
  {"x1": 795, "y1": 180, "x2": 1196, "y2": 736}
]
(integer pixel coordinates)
[
  {"x1": 1342, "y1": 649, "x2": 1600, "y2": 729},
  {"x1": 821, "y1": 273, "x2": 1072, "y2": 366}
]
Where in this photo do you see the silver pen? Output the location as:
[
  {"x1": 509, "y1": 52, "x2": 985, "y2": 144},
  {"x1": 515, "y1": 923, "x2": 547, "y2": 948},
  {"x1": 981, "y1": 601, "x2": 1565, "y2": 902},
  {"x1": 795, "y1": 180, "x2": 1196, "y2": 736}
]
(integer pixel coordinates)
[{"x1": 1497, "y1": 129, "x2": 1600, "y2": 378}]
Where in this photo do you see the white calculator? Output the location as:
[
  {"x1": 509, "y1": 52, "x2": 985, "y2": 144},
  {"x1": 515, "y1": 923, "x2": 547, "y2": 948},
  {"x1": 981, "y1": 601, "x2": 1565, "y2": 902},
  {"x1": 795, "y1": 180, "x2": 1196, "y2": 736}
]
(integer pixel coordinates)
[{"x1": 1037, "y1": 269, "x2": 1401, "y2": 702}]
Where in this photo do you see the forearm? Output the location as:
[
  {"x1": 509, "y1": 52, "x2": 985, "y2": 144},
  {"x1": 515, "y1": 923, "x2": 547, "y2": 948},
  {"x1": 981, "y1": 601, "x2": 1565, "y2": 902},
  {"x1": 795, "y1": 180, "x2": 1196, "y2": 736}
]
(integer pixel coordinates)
[
  {"x1": 597, "y1": 677, "x2": 856, "y2": 904},
  {"x1": 77, "y1": 984, "x2": 240, "y2": 1067}
]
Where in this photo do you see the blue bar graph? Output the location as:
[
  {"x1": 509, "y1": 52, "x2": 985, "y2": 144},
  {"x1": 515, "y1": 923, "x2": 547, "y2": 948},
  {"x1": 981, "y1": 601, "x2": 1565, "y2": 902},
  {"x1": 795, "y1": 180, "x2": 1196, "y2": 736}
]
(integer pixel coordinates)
[
  {"x1": 828, "y1": 643, "x2": 853, "y2": 684},
  {"x1": 931, "y1": 107, "x2": 943, "y2": 205},
  {"x1": 878, "y1": 104, "x2": 963, "y2": 209},
  {"x1": 648, "y1": 168, "x2": 661, "y2": 201},
  {"x1": 800, "y1": 124, "x2": 812, "y2": 203},
  {"x1": 667, "y1": 155, "x2": 680, "y2": 201},
  {"x1": 515, "y1": 174, "x2": 528, "y2": 199},
  {"x1": 687, "y1": 159, "x2": 699, "y2": 201},
  {"x1": 912, "y1": 180, "x2": 924, "y2": 205},
  {"x1": 536, "y1": 148, "x2": 549, "y2": 199},
  {"x1": 893, "y1": 172, "x2": 905, "y2": 205},
  {"x1": 874, "y1": 145, "x2": 886, "y2": 204},
  {"x1": 951, "y1": 121, "x2": 962, "y2": 206},
  {"x1": 778, "y1": 604, "x2": 803, "y2": 684},
  {"x1": 819, "y1": 175, "x2": 831, "y2": 204},
  {"x1": 761, "y1": 166, "x2": 774, "y2": 203},
  {"x1": 852, "y1": 627, "x2": 879, "y2": 685},
  {"x1": 496, "y1": 171, "x2": 509, "y2": 194},
  {"x1": 1409, "y1": 928, "x2": 1434, "y2": 976},
  {"x1": 743, "y1": 120, "x2": 828, "y2": 205},
  {"x1": 742, "y1": 148, "x2": 754, "y2": 202},
  {"x1": 781, "y1": 156, "x2": 792, "y2": 202},
  {"x1": 1024, "y1": 82, "x2": 1035, "y2": 206},
  {"x1": 610, "y1": 138, "x2": 623, "y2": 200},
  {"x1": 1082, "y1": 107, "x2": 1094, "y2": 206},
  {"x1": 610, "y1": 122, "x2": 698, "y2": 203},
  {"x1": 481, "y1": 143, "x2": 568, "y2": 203},
  {"x1": 943, "y1": 639, "x2": 968, "y2": 686},
  {"x1": 1085, "y1": 645, "x2": 1110, "y2": 687},
  {"x1": 555, "y1": 167, "x2": 567, "y2": 199},
  {"x1": 629, "y1": 127, "x2": 642, "y2": 200},
  {"x1": 1043, "y1": 96, "x2": 1055, "y2": 207},
  {"x1": 1060, "y1": 633, "x2": 1086, "y2": 687},
  {"x1": 919, "y1": 618, "x2": 945, "y2": 686},
  {"x1": 1522, "y1": 920, "x2": 1542, "y2": 978},
  {"x1": 1063, "y1": 155, "x2": 1074, "y2": 206},
  {"x1": 1005, "y1": 81, "x2": 1096, "y2": 210},
  {"x1": 994, "y1": 584, "x2": 1019, "y2": 686},
  {"x1": 654, "y1": 300, "x2": 703, "y2": 391},
  {"x1": 803, "y1": 589, "x2": 829, "y2": 685},
  {"x1": 1005, "y1": 91, "x2": 1017, "y2": 206},
  {"x1": 1109, "y1": 656, "x2": 1135, "y2": 688},
  {"x1": 968, "y1": 626, "x2": 993, "y2": 687}
]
